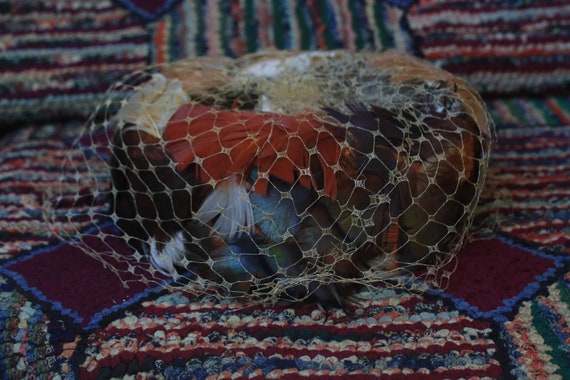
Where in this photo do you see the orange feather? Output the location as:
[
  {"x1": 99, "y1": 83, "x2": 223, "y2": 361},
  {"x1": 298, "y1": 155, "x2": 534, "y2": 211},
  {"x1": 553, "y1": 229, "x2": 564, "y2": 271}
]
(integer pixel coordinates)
[{"x1": 163, "y1": 103, "x2": 347, "y2": 199}]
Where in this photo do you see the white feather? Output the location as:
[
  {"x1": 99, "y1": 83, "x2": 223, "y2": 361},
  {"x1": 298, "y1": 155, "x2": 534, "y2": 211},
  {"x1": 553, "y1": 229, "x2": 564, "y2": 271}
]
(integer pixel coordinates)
[
  {"x1": 259, "y1": 95, "x2": 274, "y2": 112},
  {"x1": 197, "y1": 178, "x2": 253, "y2": 242},
  {"x1": 242, "y1": 58, "x2": 284, "y2": 77},
  {"x1": 241, "y1": 51, "x2": 340, "y2": 78},
  {"x1": 148, "y1": 231, "x2": 186, "y2": 277},
  {"x1": 113, "y1": 73, "x2": 189, "y2": 137}
]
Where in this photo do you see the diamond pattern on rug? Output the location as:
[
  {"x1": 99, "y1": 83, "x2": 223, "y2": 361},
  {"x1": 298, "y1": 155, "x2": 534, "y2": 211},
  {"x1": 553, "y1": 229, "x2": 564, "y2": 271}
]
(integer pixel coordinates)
[
  {"x1": 432, "y1": 239, "x2": 563, "y2": 322},
  {"x1": 115, "y1": 0, "x2": 182, "y2": 20},
  {"x1": 2, "y1": 232, "x2": 162, "y2": 329}
]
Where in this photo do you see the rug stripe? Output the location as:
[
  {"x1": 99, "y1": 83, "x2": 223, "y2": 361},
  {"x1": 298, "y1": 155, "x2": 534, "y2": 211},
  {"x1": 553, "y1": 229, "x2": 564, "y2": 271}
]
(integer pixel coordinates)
[
  {"x1": 478, "y1": 96, "x2": 570, "y2": 253},
  {"x1": 0, "y1": 1, "x2": 150, "y2": 125},
  {"x1": 78, "y1": 290, "x2": 501, "y2": 378},
  {"x1": 408, "y1": 1, "x2": 570, "y2": 92},
  {"x1": 155, "y1": 0, "x2": 406, "y2": 60}
]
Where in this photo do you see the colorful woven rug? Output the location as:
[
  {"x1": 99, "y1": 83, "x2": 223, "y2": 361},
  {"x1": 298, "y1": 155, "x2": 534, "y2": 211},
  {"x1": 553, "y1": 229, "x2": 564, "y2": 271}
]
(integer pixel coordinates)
[
  {"x1": 2, "y1": 0, "x2": 570, "y2": 378},
  {"x1": 1, "y1": 95, "x2": 569, "y2": 379},
  {"x1": 3, "y1": 0, "x2": 569, "y2": 127}
]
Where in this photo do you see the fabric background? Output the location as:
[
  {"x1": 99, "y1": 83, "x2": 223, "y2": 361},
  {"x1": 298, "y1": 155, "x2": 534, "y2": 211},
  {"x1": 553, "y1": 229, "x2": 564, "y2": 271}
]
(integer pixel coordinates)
[
  {"x1": 0, "y1": 1, "x2": 569, "y2": 379},
  {"x1": 2, "y1": 0, "x2": 569, "y2": 127}
]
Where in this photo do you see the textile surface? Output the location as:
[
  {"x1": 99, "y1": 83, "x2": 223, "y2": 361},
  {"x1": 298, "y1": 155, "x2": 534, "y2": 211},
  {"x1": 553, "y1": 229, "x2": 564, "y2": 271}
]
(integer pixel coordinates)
[
  {"x1": 1, "y1": 96, "x2": 569, "y2": 379},
  {"x1": 1, "y1": 0, "x2": 570, "y2": 378},
  {"x1": 2, "y1": 0, "x2": 570, "y2": 127}
]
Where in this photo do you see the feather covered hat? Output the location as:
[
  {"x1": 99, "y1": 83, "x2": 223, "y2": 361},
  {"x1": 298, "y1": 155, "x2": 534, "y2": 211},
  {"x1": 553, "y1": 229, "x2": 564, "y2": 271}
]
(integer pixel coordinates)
[{"x1": 45, "y1": 50, "x2": 493, "y2": 306}]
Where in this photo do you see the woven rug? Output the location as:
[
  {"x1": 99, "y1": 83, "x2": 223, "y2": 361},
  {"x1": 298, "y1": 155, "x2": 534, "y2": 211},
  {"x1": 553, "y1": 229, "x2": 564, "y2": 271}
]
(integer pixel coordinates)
[
  {"x1": 1, "y1": 95, "x2": 569, "y2": 379},
  {"x1": 1, "y1": 0, "x2": 570, "y2": 378},
  {"x1": 3, "y1": 0, "x2": 570, "y2": 128}
]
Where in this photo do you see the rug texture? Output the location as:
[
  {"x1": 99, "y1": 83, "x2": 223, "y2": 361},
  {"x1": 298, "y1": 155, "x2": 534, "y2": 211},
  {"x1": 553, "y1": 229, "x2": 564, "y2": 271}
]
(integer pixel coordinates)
[
  {"x1": 1, "y1": 0, "x2": 569, "y2": 379},
  {"x1": 2, "y1": 0, "x2": 569, "y2": 127},
  {"x1": 1, "y1": 95, "x2": 569, "y2": 379}
]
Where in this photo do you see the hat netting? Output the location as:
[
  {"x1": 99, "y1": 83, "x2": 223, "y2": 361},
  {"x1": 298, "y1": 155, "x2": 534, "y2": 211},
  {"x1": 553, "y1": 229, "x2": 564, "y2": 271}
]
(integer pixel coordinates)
[{"x1": 44, "y1": 51, "x2": 493, "y2": 305}]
